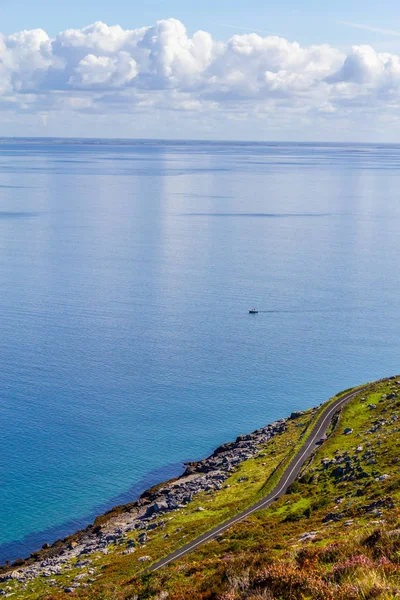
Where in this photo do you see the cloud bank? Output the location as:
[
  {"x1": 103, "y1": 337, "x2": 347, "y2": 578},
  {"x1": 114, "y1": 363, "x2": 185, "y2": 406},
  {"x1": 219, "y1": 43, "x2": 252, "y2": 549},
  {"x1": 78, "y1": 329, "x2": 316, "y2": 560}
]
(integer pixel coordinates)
[{"x1": 1, "y1": 18, "x2": 400, "y2": 136}]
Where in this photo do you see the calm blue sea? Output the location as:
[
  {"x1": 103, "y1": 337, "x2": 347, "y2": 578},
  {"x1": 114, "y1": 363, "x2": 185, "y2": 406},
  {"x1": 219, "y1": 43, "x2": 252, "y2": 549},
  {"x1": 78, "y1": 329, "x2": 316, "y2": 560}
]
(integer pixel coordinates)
[{"x1": 1, "y1": 139, "x2": 399, "y2": 563}]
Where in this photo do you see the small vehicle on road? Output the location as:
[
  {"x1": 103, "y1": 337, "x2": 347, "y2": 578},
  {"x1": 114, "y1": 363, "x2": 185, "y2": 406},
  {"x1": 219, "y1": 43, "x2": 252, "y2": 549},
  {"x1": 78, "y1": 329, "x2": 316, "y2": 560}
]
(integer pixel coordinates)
[{"x1": 316, "y1": 436, "x2": 327, "y2": 446}]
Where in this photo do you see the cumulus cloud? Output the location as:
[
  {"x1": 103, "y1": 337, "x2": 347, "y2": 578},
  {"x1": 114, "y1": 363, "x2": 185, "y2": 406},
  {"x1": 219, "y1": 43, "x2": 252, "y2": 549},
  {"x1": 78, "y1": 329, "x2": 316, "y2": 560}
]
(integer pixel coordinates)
[
  {"x1": 1, "y1": 18, "x2": 400, "y2": 129},
  {"x1": 70, "y1": 52, "x2": 138, "y2": 87},
  {"x1": 328, "y1": 45, "x2": 400, "y2": 87}
]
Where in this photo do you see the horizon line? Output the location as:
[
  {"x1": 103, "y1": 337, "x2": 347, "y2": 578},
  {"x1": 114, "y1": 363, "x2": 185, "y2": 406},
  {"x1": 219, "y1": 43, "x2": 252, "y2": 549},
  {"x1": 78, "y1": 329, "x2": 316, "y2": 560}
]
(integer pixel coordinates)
[{"x1": 0, "y1": 136, "x2": 398, "y2": 146}]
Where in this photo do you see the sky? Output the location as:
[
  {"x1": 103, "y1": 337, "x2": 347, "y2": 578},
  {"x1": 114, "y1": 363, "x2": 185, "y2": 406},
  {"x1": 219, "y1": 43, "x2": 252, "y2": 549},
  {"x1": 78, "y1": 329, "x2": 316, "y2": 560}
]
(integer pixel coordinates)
[{"x1": 1, "y1": 0, "x2": 400, "y2": 140}]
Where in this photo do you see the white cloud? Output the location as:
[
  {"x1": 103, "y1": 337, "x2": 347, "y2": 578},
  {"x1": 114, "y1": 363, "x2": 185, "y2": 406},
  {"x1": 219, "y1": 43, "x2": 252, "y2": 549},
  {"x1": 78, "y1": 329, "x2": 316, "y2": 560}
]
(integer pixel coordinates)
[
  {"x1": 55, "y1": 21, "x2": 144, "y2": 55},
  {"x1": 1, "y1": 18, "x2": 400, "y2": 137},
  {"x1": 70, "y1": 52, "x2": 138, "y2": 87},
  {"x1": 138, "y1": 19, "x2": 215, "y2": 81}
]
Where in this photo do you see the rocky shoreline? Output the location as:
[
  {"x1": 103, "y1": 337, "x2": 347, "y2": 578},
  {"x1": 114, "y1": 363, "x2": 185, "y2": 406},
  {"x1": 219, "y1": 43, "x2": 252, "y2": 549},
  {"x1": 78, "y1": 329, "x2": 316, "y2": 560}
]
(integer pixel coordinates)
[{"x1": 1, "y1": 412, "x2": 297, "y2": 584}]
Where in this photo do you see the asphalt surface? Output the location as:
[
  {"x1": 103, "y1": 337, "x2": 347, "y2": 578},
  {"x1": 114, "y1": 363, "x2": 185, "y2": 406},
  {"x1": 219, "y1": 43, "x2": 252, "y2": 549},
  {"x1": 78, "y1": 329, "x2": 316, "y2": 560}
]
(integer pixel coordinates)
[{"x1": 149, "y1": 385, "x2": 369, "y2": 573}]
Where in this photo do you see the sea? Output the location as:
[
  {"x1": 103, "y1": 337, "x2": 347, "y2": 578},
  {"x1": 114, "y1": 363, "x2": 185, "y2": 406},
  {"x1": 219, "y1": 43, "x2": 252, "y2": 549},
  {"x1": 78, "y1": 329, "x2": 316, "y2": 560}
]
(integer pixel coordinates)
[{"x1": 1, "y1": 139, "x2": 400, "y2": 563}]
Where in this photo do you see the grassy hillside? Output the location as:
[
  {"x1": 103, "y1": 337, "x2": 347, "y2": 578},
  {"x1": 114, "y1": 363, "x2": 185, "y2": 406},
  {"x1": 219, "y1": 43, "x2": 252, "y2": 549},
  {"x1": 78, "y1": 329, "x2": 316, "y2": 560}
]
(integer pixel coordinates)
[{"x1": 2, "y1": 377, "x2": 400, "y2": 599}]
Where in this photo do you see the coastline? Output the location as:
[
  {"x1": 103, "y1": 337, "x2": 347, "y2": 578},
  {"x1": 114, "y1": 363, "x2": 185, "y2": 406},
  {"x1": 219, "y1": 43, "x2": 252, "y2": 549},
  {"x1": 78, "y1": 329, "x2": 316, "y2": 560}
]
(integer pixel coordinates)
[
  {"x1": 2, "y1": 374, "x2": 395, "y2": 587},
  {"x1": 0, "y1": 409, "x2": 301, "y2": 580},
  {"x1": 0, "y1": 461, "x2": 185, "y2": 566},
  {"x1": 2, "y1": 375, "x2": 398, "y2": 599}
]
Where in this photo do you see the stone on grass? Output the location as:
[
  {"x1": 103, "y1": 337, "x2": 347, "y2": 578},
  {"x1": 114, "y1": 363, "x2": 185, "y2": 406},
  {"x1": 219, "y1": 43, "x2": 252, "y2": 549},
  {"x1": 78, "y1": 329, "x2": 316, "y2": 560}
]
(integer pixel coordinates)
[{"x1": 299, "y1": 531, "x2": 317, "y2": 541}]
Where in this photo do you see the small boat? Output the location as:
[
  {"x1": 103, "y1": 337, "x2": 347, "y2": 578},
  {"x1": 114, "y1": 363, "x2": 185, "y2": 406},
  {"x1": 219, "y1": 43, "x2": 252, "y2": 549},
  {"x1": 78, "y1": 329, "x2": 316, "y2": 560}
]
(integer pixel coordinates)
[{"x1": 249, "y1": 308, "x2": 258, "y2": 314}]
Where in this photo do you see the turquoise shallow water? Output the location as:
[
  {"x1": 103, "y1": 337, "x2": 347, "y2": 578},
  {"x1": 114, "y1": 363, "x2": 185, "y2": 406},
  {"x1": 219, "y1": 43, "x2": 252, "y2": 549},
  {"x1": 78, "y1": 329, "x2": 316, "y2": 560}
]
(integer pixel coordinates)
[{"x1": 1, "y1": 139, "x2": 400, "y2": 563}]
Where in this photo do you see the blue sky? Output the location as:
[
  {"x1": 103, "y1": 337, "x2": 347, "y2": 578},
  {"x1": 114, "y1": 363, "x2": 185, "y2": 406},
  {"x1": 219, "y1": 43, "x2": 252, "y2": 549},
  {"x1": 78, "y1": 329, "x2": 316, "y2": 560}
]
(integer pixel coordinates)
[
  {"x1": 2, "y1": 0, "x2": 400, "y2": 49},
  {"x1": 1, "y1": 0, "x2": 400, "y2": 140}
]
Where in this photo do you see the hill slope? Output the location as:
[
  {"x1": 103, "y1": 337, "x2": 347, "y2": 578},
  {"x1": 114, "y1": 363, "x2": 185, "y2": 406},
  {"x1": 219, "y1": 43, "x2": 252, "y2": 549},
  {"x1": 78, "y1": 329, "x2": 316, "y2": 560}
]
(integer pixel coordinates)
[{"x1": 2, "y1": 377, "x2": 400, "y2": 599}]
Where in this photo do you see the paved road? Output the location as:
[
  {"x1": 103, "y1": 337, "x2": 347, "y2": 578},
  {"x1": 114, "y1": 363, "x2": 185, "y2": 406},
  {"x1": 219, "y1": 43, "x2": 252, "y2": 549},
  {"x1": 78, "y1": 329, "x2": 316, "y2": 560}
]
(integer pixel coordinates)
[{"x1": 149, "y1": 385, "x2": 369, "y2": 573}]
